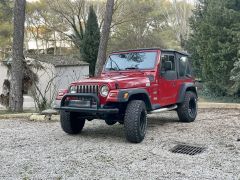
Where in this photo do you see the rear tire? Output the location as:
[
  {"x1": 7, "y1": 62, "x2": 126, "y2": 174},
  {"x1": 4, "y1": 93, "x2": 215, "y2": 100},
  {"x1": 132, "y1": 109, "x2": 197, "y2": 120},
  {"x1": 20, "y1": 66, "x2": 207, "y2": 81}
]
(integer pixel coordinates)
[
  {"x1": 105, "y1": 119, "x2": 117, "y2": 125},
  {"x1": 60, "y1": 111, "x2": 85, "y2": 134},
  {"x1": 118, "y1": 121, "x2": 124, "y2": 125},
  {"x1": 177, "y1": 91, "x2": 197, "y2": 122},
  {"x1": 124, "y1": 100, "x2": 147, "y2": 143}
]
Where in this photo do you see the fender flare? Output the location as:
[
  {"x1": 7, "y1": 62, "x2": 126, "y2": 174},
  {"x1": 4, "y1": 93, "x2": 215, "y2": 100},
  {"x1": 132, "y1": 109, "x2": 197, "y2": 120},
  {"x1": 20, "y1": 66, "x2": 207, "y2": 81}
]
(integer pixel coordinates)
[
  {"x1": 177, "y1": 82, "x2": 198, "y2": 103},
  {"x1": 117, "y1": 89, "x2": 152, "y2": 110}
]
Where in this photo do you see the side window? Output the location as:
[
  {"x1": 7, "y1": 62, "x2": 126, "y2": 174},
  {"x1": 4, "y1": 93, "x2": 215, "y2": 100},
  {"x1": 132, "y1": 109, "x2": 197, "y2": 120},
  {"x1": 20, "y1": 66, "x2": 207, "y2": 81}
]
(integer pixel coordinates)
[
  {"x1": 179, "y1": 56, "x2": 191, "y2": 77},
  {"x1": 161, "y1": 54, "x2": 175, "y2": 71}
]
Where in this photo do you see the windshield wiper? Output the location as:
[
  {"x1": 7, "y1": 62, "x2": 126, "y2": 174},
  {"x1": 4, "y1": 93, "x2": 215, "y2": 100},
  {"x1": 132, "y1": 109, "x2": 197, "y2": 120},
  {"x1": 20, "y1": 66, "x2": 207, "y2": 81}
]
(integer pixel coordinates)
[
  {"x1": 107, "y1": 67, "x2": 118, "y2": 71},
  {"x1": 125, "y1": 67, "x2": 139, "y2": 70},
  {"x1": 109, "y1": 56, "x2": 121, "y2": 71}
]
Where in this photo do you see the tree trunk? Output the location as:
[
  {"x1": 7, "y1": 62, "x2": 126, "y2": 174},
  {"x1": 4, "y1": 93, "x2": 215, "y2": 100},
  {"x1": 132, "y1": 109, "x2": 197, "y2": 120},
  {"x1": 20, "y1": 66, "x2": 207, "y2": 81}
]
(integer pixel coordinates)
[
  {"x1": 36, "y1": 28, "x2": 39, "y2": 54},
  {"x1": 54, "y1": 31, "x2": 57, "y2": 55},
  {"x1": 94, "y1": 0, "x2": 114, "y2": 76},
  {"x1": 9, "y1": 0, "x2": 26, "y2": 112}
]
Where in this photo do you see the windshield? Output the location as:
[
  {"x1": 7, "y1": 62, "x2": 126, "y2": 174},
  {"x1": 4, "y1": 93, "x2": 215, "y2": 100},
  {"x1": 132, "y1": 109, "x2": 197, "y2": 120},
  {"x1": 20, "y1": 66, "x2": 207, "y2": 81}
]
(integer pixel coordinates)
[{"x1": 104, "y1": 51, "x2": 157, "y2": 71}]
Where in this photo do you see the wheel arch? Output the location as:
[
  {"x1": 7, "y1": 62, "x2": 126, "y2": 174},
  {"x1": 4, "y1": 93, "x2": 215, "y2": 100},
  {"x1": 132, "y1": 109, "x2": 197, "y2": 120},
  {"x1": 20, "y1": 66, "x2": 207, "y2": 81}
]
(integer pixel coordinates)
[
  {"x1": 128, "y1": 93, "x2": 152, "y2": 111},
  {"x1": 177, "y1": 82, "x2": 198, "y2": 103},
  {"x1": 118, "y1": 89, "x2": 152, "y2": 111}
]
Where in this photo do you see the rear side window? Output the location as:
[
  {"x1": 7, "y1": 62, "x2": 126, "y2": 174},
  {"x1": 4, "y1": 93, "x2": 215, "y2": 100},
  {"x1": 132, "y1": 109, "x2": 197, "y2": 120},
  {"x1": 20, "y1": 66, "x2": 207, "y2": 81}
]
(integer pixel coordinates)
[
  {"x1": 161, "y1": 54, "x2": 175, "y2": 71},
  {"x1": 179, "y1": 56, "x2": 192, "y2": 77}
]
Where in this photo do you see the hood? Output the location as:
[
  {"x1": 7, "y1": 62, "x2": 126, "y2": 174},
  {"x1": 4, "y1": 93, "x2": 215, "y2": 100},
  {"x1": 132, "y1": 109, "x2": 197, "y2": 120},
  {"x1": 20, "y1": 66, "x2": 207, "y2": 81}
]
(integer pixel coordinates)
[{"x1": 71, "y1": 72, "x2": 150, "y2": 89}]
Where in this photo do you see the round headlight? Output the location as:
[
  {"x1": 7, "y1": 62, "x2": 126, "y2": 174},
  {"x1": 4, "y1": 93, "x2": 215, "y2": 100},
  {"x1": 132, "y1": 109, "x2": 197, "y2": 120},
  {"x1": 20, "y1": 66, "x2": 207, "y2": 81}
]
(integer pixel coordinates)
[
  {"x1": 100, "y1": 85, "x2": 109, "y2": 97},
  {"x1": 70, "y1": 86, "x2": 77, "y2": 93}
]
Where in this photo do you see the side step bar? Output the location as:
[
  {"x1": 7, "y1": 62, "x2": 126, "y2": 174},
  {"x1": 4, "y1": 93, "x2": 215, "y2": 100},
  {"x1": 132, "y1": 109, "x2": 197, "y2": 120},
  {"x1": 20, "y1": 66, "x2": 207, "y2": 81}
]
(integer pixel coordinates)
[{"x1": 150, "y1": 105, "x2": 178, "y2": 114}]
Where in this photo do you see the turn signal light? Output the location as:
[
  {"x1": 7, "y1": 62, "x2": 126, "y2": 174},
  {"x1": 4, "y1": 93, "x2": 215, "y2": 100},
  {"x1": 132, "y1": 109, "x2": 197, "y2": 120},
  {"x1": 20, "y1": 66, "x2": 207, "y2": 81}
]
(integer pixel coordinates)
[{"x1": 123, "y1": 92, "x2": 129, "y2": 99}]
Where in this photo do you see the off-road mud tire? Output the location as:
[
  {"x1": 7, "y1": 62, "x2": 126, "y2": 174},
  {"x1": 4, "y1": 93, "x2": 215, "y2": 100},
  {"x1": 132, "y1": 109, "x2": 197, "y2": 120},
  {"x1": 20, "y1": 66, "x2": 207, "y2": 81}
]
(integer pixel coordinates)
[
  {"x1": 177, "y1": 91, "x2": 197, "y2": 122},
  {"x1": 124, "y1": 100, "x2": 147, "y2": 143},
  {"x1": 60, "y1": 111, "x2": 85, "y2": 134}
]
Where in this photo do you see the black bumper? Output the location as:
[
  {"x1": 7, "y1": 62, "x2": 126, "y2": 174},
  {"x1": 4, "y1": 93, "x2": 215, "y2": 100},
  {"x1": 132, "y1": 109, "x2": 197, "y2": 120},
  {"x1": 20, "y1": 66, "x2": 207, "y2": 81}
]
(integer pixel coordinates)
[{"x1": 54, "y1": 93, "x2": 119, "y2": 114}]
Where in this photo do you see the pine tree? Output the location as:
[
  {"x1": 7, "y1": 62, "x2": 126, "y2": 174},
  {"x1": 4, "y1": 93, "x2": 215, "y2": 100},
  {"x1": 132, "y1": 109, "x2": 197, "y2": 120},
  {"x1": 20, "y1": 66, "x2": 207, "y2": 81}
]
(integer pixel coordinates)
[
  {"x1": 187, "y1": 0, "x2": 240, "y2": 96},
  {"x1": 80, "y1": 6, "x2": 100, "y2": 76},
  {"x1": 0, "y1": 0, "x2": 13, "y2": 59}
]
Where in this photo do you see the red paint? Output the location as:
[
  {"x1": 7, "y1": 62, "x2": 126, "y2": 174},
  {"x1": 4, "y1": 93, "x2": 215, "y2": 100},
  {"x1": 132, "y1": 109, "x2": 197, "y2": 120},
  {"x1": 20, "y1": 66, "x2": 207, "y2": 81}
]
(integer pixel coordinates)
[{"x1": 58, "y1": 49, "x2": 194, "y2": 107}]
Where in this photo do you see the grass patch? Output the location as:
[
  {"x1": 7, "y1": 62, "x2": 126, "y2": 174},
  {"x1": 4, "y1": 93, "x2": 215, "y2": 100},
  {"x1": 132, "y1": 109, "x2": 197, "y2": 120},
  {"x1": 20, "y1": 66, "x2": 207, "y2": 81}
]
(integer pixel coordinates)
[
  {"x1": 199, "y1": 95, "x2": 240, "y2": 103},
  {"x1": 197, "y1": 82, "x2": 240, "y2": 103}
]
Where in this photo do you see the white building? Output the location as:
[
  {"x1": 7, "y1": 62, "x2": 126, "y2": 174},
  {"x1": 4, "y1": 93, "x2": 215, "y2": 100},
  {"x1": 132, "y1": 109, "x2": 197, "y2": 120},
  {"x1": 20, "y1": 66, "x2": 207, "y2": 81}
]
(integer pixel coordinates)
[{"x1": 0, "y1": 55, "x2": 89, "y2": 110}]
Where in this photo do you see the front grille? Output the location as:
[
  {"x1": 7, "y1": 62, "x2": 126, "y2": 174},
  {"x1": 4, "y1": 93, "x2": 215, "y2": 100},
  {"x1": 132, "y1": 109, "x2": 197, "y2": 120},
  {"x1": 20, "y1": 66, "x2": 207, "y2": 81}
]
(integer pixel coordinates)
[{"x1": 77, "y1": 85, "x2": 99, "y2": 94}]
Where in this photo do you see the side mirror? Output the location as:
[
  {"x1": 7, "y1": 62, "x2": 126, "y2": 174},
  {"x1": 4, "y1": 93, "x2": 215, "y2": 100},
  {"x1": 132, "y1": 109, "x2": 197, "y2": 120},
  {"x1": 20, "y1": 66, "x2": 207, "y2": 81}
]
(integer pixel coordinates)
[{"x1": 164, "y1": 61, "x2": 172, "y2": 71}]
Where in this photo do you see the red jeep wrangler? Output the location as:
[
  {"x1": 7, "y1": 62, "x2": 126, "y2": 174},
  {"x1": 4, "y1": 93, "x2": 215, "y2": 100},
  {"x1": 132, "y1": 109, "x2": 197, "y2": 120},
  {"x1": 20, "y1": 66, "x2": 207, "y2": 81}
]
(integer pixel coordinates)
[{"x1": 56, "y1": 48, "x2": 198, "y2": 143}]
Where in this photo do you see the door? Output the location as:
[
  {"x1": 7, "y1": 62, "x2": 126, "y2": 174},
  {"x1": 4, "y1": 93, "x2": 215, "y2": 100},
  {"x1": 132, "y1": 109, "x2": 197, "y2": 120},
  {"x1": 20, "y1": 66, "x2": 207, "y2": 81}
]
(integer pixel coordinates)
[{"x1": 158, "y1": 52, "x2": 178, "y2": 106}]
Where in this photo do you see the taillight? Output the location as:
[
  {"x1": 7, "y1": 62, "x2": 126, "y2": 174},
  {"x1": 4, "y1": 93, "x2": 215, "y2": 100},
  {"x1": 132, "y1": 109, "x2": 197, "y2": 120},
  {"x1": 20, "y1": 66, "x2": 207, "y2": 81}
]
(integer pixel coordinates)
[{"x1": 56, "y1": 89, "x2": 68, "y2": 100}]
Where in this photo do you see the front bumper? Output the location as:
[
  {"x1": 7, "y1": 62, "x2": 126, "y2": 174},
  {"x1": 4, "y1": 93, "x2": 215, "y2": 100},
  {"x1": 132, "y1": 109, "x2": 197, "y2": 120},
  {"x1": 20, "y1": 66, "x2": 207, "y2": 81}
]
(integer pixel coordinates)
[{"x1": 54, "y1": 93, "x2": 119, "y2": 114}]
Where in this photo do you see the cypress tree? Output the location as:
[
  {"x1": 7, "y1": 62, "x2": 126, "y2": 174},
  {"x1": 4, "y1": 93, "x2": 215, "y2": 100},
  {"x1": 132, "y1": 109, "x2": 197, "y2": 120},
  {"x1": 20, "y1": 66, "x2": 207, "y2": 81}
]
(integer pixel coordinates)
[
  {"x1": 81, "y1": 6, "x2": 100, "y2": 76},
  {"x1": 187, "y1": 0, "x2": 240, "y2": 96}
]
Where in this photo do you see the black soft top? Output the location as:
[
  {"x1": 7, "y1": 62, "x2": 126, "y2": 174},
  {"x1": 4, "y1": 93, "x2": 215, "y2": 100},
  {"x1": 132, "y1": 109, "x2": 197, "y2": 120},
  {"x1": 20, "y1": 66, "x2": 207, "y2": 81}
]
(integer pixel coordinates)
[{"x1": 111, "y1": 48, "x2": 189, "y2": 56}]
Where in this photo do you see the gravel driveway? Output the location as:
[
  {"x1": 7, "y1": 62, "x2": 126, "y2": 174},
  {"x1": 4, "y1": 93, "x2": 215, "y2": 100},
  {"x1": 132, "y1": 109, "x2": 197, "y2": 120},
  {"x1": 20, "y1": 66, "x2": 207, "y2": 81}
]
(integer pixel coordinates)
[{"x1": 0, "y1": 109, "x2": 239, "y2": 180}]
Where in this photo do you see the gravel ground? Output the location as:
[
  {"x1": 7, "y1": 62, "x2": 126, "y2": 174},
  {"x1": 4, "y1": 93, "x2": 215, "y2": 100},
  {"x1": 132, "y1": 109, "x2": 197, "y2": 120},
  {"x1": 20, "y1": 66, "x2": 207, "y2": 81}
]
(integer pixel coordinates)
[{"x1": 0, "y1": 109, "x2": 239, "y2": 180}]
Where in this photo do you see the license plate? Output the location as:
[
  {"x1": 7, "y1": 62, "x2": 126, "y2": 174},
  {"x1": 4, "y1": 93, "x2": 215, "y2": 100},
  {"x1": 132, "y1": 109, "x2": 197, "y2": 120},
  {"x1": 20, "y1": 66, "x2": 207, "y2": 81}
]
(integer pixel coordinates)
[{"x1": 68, "y1": 100, "x2": 91, "y2": 107}]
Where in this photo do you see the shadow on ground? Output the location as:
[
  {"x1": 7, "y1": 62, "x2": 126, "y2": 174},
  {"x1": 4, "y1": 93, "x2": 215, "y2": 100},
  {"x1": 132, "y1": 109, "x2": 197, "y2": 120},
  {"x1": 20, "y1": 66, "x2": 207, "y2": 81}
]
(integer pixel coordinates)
[{"x1": 76, "y1": 114, "x2": 180, "y2": 141}]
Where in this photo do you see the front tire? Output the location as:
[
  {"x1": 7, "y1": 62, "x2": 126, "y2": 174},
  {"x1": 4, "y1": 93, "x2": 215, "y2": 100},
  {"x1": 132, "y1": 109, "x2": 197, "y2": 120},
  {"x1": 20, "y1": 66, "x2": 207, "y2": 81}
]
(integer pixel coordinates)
[
  {"x1": 60, "y1": 111, "x2": 85, "y2": 134},
  {"x1": 124, "y1": 100, "x2": 147, "y2": 143},
  {"x1": 177, "y1": 91, "x2": 197, "y2": 122}
]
